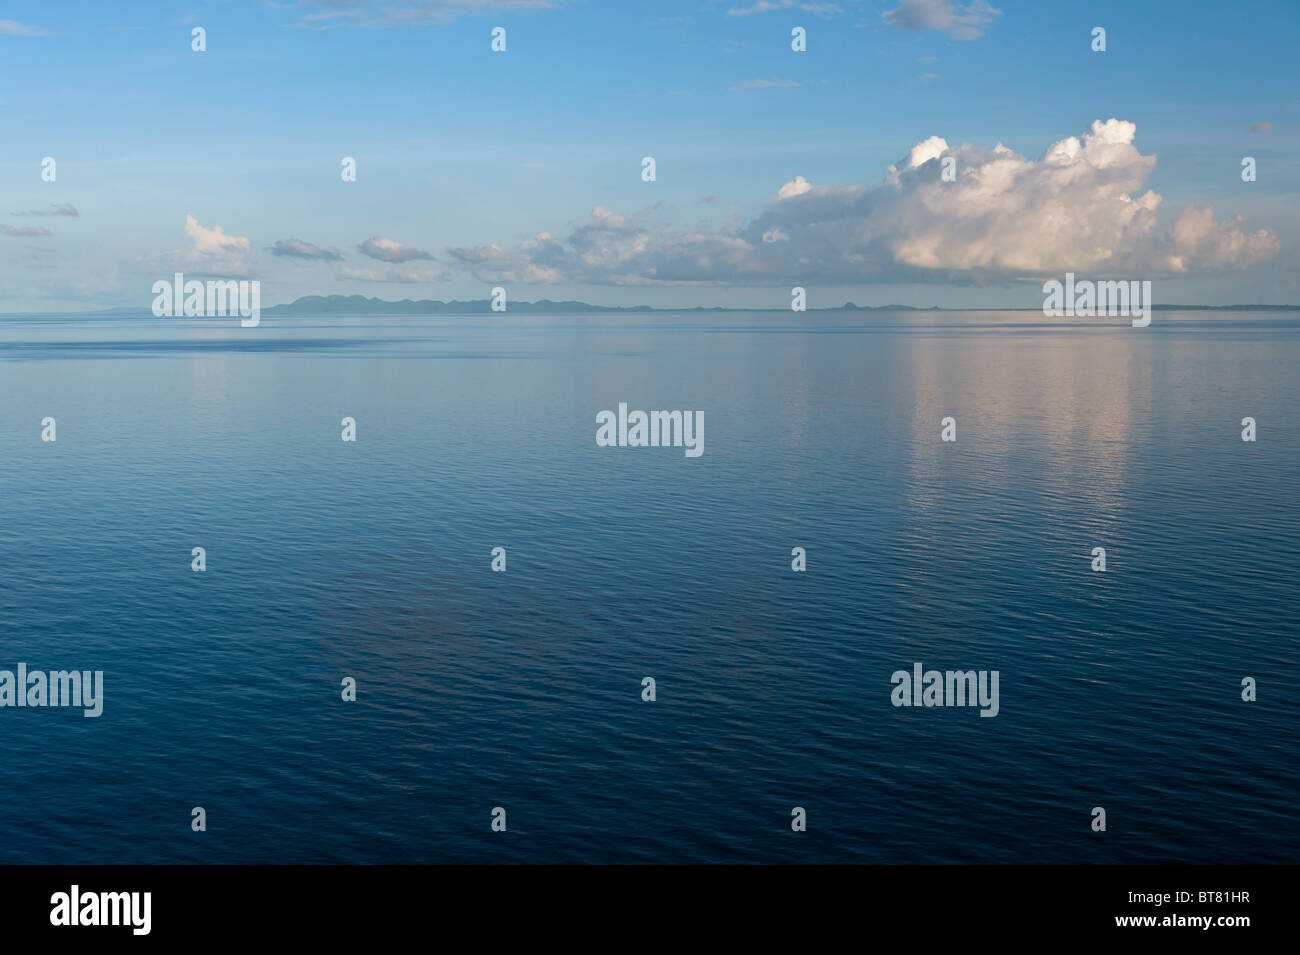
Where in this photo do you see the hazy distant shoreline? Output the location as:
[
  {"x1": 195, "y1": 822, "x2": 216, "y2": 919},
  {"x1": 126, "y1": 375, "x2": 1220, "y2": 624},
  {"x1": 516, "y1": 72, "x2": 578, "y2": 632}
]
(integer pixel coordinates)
[{"x1": 5, "y1": 294, "x2": 1300, "y2": 318}]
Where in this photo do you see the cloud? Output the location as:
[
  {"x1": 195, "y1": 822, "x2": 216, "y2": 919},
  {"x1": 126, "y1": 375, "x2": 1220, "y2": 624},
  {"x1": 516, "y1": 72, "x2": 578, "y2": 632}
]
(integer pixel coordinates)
[
  {"x1": 1, "y1": 225, "x2": 53, "y2": 238},
  {"x1": 730, "y1": 78, "x2": 801, "y2": 90},
  {"x1": 726, "y1": 1, "x2": 842, "y2": 16},
  {"x1": 298, "y1": 10, "x2": 364, "y2": 27},
  {"x1": 269, "y1": 238, "x2": 344, "y2": 260},
  {"x1": 0, "y1": 20, "x2": 49, "y2": 36},
  {"x1": 11, "y1": 204, "x2": 78, "y2": 217},
  {"x1": 357, "y1": 236, "x2": 435, "y2": 262},
  {"x1": 185, "y1": 214, "x2": 250, "y2": 257},
  {"x1": 453, "y1": 119, "x2": 1279, "y2": 287},
  {"x1": 776, "y1": 175, "x2": 814, "y2": 200},
  {"x1": 340, "y1": 265, "x2": 444, "y2": 283},
  {"x1": 882, "y1": 0, "x2": 1001, "y2": 40},
  {"x1": 295, "y1": 0, "x2": 568, "y2": 29},
  {"x1": 446, "y1": 244, "x2": 505, "y2": 263},
  {"x1": 135, "y1": 215, "x2": 251, "y2": 275},
  {"x1": 1165, "y1": 205, "x2": 1280, "y2": 274},
  {"x1": 1250, "y1": 121, "x2": 1275, "y2": 133}
]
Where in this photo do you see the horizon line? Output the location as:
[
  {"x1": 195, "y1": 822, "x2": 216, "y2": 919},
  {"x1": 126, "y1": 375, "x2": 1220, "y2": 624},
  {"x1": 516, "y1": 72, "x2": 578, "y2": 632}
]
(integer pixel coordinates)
[{"x1": 4, "y1": 294, "x2": 1300, "y2": 318}]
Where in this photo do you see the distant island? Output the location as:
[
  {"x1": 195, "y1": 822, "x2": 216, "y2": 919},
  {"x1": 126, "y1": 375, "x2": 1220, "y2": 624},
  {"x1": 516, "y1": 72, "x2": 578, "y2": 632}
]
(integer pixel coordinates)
[{"x1": 8, "y1": 295, "x2": 1300, "y2": 318}]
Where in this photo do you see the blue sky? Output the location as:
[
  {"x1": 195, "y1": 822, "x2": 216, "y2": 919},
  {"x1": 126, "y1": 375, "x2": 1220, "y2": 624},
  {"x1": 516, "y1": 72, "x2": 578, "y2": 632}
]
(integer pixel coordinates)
[{"x1": 1, "y1": 0, "x2": 1297, "y2": 310}]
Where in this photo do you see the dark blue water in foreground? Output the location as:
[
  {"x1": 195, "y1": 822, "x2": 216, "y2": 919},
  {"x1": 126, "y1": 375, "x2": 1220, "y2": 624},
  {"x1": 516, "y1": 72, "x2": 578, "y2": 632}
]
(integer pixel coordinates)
[{"x1": 0, "y1": 309, "x2": 1296, "y2": 863}]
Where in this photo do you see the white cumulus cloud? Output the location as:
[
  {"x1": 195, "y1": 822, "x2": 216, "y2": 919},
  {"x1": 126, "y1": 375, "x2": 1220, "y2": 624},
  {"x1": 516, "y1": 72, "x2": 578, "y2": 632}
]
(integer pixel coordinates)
[
  {"x1": 776, "y1": 176, "x2": 815, "y2": 200},
  {"x1": 185, "y1": 214, "x2": 250, "y2": 258},
  {"x1": 451, "y1": 119, "x2": 1279, "y2": 287},
  {"x1": 136, "y1": 215, "x2": 252, "y2": 275}
]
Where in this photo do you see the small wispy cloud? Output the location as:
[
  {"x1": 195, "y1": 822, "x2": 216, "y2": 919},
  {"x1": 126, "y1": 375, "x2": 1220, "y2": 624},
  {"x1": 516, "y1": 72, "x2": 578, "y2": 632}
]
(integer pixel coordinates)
[
  {"x1": 0, "y1": 19, "x2": 49, "y2": 36},
  {"x1": 1250, "y1": 121, "x2": 1275, "y2": 133},
  {"x1": 294, "y1": 0, "x2": 570, "y2": 30},
  {"x1": 727, "y1": 1, "x2": 842, "y2": 17},
  {"x1": 358, "y1": 236, "x2": 435, "y2": 263},
  {"x1": 446, "y1": 244, "x2": 505, "y2": 263},
  {"x1": 883, "y1": 0, "x2": 1001, "y2": 41},
  {"x1": 11, "y1": 204, "x2": 79, "y2": 217},
  {"x1": 269, "y1": 239, "x2": 344, "y2": 260},
  {"x1": 1, "y1": 225, "x2": 54, "y2": 237},
  {"x1": 730, "y1": 78, "x2": 801, "y2": 91},
  {"x1": 295, "y1": 10, "x2": 364, "y2": 29}
]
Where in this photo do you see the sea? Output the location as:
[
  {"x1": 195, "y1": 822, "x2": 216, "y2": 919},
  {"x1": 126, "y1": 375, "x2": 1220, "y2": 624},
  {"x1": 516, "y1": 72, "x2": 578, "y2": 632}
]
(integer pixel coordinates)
[{"x1": 0, "y1": 308, "x2": 1295, "y2": 863}]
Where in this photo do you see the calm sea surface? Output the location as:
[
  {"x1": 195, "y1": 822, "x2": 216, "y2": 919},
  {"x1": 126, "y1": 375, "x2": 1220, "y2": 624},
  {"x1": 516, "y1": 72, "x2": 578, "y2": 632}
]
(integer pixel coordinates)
[{"x1": 0, "y1": 309, "x2": 1296, "y2": 863}]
